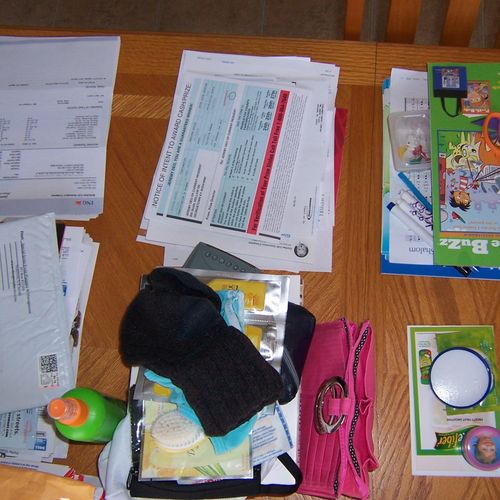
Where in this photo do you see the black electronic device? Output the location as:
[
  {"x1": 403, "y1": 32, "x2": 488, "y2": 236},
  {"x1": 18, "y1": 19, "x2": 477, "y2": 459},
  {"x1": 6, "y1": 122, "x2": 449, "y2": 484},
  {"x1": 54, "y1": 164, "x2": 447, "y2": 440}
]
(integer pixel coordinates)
[
  {"x1": 182, "y1": 242, "x2": 261, "y2": 273},
  {"x1": 432, "y1": 65, "x2": 468, "y2": 118},
  {"x1": 432, "y1": 65, "x2": 468, "y2": 99}
]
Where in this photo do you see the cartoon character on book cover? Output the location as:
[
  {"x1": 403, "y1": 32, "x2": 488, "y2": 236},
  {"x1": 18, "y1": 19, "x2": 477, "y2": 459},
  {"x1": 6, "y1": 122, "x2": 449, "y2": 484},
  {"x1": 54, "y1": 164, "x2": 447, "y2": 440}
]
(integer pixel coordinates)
[
  {"x1": 438, "y1": 127, "x2": 500, "y2": 233},
  {"x1": 429, "y1": 62, "x2": 500, "y2": 267}
]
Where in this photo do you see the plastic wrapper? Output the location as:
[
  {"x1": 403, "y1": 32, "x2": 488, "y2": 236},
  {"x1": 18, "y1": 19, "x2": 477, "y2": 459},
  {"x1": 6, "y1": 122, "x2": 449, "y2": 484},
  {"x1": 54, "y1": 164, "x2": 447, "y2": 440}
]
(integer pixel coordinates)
[
  {"x1": 388, "y1": 110, "x2": 432, "y2": 172},
  {"x1": 134, "y1": 367, "x2": 172, "y2": 403},
  {"x1": 183, "y1": 268, "x2": 290, "y2": 374},
  {"x1": 130, "y1": 393, "x2": 253, "y2": 482}
]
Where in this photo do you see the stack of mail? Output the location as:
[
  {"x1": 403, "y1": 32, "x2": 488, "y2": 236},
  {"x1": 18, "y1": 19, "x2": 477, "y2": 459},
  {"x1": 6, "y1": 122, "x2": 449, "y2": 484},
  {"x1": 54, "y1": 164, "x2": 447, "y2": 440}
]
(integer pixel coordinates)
[
  {"x1": 0, "y1": 36, "x2": 120, "y2": 220},
  {"x1": 0, "y1": 213, "x2": 99, "y2": 462},
  {"x1": 138, "y1": 51, "x2": 341, "y2": 272}
]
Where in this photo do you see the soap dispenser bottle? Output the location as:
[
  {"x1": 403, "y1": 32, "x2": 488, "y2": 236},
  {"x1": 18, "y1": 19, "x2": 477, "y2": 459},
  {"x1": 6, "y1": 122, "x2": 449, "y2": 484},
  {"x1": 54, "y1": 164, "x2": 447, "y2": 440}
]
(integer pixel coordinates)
[{"x1": 47, "y1": 387, "x2": 126, "y2": 443}]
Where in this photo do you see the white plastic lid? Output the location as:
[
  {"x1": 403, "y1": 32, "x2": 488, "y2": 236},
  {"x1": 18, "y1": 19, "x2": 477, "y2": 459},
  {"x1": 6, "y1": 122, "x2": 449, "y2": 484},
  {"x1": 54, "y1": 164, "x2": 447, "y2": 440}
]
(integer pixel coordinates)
[{"x1": 429, "y1": 347, "x2": 492, "y2": 408}]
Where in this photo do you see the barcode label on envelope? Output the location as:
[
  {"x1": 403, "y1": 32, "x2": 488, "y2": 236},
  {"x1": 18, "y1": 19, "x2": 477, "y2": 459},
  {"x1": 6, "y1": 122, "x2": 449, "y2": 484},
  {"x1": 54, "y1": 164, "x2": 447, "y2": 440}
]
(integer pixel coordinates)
[{"x1": 39, "y1": 354, "x2": 60, "y2": 389}]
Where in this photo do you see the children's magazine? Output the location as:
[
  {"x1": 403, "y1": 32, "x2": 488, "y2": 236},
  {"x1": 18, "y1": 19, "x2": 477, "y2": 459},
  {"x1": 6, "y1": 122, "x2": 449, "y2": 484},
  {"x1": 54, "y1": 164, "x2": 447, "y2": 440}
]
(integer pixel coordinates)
[{"x1": 428, "y1": 63, "x2": 500, "y2": 267}]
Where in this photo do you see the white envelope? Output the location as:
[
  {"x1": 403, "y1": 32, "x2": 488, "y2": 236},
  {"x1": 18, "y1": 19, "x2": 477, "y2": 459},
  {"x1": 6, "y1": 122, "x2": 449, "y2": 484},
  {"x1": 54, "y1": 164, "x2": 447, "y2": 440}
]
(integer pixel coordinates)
[{"x1": 0, "y1": 213, "x2": 73, "y2": 413}]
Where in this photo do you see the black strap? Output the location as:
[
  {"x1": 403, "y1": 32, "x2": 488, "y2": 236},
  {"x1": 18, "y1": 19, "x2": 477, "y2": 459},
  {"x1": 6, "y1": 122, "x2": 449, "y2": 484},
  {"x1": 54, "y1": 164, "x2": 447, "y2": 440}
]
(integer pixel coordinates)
[
  {"x1": 128, "y1": 452, "x2": 302, "y2": 499},
  {"x1": 260, "y1": 453, "x2": 303, "y2": 495},
  {"x1": 440, "y1": 96, "x2": 461, "y2": 117}
]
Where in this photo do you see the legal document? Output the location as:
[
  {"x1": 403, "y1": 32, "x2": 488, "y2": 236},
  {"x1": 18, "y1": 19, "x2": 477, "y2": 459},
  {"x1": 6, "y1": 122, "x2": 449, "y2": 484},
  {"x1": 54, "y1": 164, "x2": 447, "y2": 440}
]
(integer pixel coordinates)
[
  {"x1": 139, "y1": 51, "x2": 340, "y2": 271},
  {"x1": 0, "y1": 36, "x2": 120, "y2": 219}
]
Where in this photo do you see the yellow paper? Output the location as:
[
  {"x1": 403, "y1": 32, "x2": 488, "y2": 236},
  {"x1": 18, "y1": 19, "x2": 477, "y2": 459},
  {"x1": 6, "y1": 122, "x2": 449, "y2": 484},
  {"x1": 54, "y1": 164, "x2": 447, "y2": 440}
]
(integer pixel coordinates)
[
  {"x1": 0, "y1": 464, "x2": 95, "y2": 500},
  {"x1": 208, "y1": 279, "x2": 266, "y2": 310}
]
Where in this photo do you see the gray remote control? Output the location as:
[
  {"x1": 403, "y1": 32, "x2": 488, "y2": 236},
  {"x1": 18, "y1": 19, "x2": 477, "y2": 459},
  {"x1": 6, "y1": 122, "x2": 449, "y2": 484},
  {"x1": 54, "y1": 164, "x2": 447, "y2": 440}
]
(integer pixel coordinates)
[{"x1": 182, "y1": 242, "x2": 261, "y2": 273}]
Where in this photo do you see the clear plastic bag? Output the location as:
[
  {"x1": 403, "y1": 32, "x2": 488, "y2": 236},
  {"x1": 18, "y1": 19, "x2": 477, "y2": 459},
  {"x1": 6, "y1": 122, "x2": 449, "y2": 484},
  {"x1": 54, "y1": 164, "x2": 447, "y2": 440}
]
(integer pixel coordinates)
[
  {"x1": 132, "y1": 396, "x2": 253, "y2": 482},
  {"x1": 183, "y1": 269, "x2": 290, "y2": 373},
  {"x1": 388, "y1": 111, "x2": 432, "y2": 172}
]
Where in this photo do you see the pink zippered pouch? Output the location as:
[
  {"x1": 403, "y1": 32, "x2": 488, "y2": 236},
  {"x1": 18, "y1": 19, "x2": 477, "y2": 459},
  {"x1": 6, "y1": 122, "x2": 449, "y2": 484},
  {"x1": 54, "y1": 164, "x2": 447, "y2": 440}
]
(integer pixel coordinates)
[{"x1": 298, "y1": 319, "x2": 378, "y2": 499}]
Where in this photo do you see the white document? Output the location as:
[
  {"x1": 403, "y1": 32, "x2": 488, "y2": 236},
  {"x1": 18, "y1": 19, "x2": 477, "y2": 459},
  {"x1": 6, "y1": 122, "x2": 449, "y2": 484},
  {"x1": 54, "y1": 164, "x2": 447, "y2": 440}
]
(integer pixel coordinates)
[
  {"x1": 0, "y1": 406, "x2": 61, "y2": 462},
  {"x1": 143, "y1": 73, "x2": 321, "y2": 262},
  {"x1": 139, "y1": 51, "x2": 338, "y2": 272},
  {"x1": 59, "y1": 226, "x2": 99, "y2": 378},
  {"x1": 388, "y1": 68, "x2": 434, "y2": 265},
  {"x1": 0, "y1": 213, "x2": 73, "y2": 414},
  {"x1": 0, "y1": 223, "x2": 99, "y2": 461},
  {"x1": 161, "y1": 237, "x2": 333, "y2": 273},
  {"x1": 0, "y1": 36, "x2": 120, "y2": 219}
]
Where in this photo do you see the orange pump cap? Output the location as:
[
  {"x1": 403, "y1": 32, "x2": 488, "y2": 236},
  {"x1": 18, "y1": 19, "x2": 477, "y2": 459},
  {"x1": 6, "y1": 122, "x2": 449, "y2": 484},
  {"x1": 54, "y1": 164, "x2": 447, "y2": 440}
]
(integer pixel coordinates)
[{"x1": 47, "y1": 397, "x2": 89, "y2": 426}]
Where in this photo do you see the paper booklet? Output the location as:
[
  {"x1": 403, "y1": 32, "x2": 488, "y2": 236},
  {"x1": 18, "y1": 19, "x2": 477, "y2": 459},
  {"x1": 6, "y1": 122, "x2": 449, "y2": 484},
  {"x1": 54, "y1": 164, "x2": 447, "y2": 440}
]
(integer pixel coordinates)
[
  {"x1": 428, "y1": 63, "x2": 500, "y2": 268},
  {"x1": 0, "y1": 36, "x2": 120, "y2": 220}
]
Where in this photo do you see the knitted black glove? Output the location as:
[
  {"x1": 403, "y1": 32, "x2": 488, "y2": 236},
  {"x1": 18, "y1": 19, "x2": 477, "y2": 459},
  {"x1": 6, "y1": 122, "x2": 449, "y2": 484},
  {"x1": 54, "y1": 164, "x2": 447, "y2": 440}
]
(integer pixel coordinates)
[{"x1": 120, "y1": 267, "x2": 283, "y2": 436}]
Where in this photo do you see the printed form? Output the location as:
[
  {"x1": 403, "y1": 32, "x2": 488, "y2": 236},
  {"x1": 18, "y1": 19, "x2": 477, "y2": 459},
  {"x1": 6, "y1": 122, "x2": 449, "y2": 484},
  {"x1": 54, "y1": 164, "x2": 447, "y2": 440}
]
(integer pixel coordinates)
[
  {"x1": 140, "y1": 51, "x2": 339, "y2": 271},
  {"x1": 0, "y1": 36, "x2": 120, "y2": 219}
]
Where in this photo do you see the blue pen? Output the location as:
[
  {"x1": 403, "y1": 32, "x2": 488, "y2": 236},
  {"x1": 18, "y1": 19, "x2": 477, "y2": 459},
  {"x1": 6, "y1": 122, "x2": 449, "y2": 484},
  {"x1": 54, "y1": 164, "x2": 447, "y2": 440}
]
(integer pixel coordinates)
[{"x1": 397, "y1": 172, "x2": 433, "y2": 213}]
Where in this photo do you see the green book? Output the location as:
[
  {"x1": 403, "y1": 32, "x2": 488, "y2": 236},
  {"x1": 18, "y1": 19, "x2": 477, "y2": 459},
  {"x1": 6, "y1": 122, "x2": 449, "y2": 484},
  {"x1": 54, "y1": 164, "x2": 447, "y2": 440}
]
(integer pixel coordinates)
[{"x1": 428, "y1": 63, "x2": 500, "y2": 267}]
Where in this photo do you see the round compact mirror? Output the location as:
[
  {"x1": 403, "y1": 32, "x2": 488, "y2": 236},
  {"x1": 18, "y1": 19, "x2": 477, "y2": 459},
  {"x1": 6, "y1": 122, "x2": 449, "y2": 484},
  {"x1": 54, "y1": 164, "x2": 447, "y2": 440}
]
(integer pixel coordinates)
[{"x1": 429, "y1": 347, "x2": 493, "y2": 409}]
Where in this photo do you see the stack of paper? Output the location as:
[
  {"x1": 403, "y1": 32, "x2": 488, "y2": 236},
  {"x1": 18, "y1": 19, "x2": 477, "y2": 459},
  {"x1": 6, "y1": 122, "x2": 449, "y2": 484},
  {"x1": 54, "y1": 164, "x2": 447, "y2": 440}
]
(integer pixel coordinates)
[
  {"x1": 380, "y1": 68, "x2": 500, "y2": 280},
  {"x1": 381, "y1": 69, "x2": 433, "y2": 269},
  {"x1": 0, "y1": 36, "x2": 120, "y2": 220},
  {"x1": 0, "y1": 213, "x2": 99, "y2": 462},
  {"x1": 138, "y1": 51, "x2": 341, "y2": 272}
]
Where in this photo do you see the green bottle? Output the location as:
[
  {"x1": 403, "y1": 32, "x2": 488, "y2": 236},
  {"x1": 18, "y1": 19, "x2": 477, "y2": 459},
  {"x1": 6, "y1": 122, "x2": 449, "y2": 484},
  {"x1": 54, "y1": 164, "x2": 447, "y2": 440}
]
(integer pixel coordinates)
[{"x1": 47, "y1": 387, "x2": 126, "y2": 443}]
